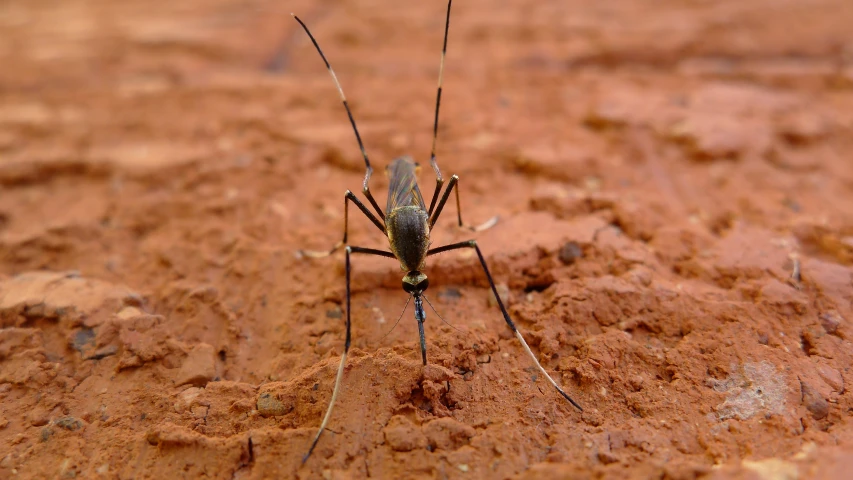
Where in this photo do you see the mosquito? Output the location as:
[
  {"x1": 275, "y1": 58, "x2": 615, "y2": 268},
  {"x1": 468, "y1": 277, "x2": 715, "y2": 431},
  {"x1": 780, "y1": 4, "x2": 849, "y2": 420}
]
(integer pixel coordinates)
[{"x1": 292, "y1": 0, "x2": 582, "y2": 463}]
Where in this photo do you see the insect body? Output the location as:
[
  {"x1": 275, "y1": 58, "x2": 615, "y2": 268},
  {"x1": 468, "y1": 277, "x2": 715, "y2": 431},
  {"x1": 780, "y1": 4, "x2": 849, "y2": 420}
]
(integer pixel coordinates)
[
  {"x1": 385, "y1": 157, "x2": 430, "y2": 276},
  {"x1": 293, "y1": 0, "x2": 582, "y2": 464},
  {"x1": 383, "y1": 157, "x2": 433, "y2": 364}
]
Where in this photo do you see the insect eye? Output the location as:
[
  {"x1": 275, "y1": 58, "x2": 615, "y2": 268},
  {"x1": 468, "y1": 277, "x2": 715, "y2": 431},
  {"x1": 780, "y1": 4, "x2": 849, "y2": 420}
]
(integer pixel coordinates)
[
  {"x1": 402, "y1": 281, "x2": 416, "y2": 294},
  {"x1": 417, "y1": 278, "x2": 429, "y2": 292}
]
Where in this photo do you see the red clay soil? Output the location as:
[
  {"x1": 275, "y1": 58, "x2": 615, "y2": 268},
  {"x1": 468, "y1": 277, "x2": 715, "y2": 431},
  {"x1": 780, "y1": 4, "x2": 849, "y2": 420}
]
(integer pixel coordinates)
[{"x1": 2, "y1": 0, "x2": 853, "y2": 478}]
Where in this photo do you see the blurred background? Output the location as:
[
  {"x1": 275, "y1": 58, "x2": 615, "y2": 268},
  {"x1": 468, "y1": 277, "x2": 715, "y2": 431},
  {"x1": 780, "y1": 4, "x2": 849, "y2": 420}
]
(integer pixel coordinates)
[{"x1": 1, "y1": 0, "x2": 853, "y2": 478}]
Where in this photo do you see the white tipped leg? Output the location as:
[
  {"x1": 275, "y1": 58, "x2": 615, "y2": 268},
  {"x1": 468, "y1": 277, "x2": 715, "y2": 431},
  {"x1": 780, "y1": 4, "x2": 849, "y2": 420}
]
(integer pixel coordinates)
[
  {"x1": 303, "y1": 245, "x2": 395, "y2": 463},
  {"x1": 429, "y1": 175, "x2": 500, "y2": 233},
  {"x1": 297, "y1": 240, "x2": 344, "y2": 259},
  {"x1": 514, "y1": 330, "x2": 583, "y2": 411},
  {"x1": 470, "y1": 215, "x2": 499, "y2": 232},
  {"x1": 426, "y1": 240, "x2": 583, "y2": 411},
  {"x1": 303, "y1": 351, "x2": 348, "y2": 463},
  {"x1": 297, "y1": 240, "x2": 343, "y2": 259}
]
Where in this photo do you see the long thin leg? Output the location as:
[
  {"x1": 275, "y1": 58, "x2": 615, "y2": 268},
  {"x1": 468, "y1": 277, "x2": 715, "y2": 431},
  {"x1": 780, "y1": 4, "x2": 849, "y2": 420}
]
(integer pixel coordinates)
[
  {"x1": 292, "y1": 14, "x2": 385, "y2": 221},
  {"x1": 362, "y1": 171, "x2": 385, "y2": 223},
  {"x1": 297, "y1": 190, "x2": 386, "y2": 258},
  {"x1": 303, "y1": 245, "x2": 396, "y2": 464},
  {"x1": 427, "y1": 0, "x2": 453, "y2": 216},
  {"x1": 429, "y1": 175, "x2": 498, "y2": 232},
  {"x1": 427, "y1": 240, "x2": 583, "y2": 412}
]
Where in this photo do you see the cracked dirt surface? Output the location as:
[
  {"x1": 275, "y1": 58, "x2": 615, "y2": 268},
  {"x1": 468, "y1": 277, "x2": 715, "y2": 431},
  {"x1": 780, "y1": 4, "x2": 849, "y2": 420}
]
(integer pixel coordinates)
[{"x1": 1, "y1": 0, "x2": 853, "y2": 478}]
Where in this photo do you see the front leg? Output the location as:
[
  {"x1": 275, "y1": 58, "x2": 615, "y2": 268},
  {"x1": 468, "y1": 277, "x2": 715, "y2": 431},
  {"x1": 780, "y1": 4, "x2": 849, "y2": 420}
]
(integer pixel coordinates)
[
  {"x1": 427, "y1": 240, "x2": 583, "y2": 411},
  {"x1": 303, "y1": 246, "x2": 396, "y2": 463}
]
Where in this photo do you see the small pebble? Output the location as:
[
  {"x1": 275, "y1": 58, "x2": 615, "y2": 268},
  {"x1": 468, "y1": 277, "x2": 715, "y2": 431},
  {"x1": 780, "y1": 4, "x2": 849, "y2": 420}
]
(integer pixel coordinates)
[
  {"x1": 819, "y1": 311, "x2": 842, "y2": 334},
  {"x1": 54, "y1": 417, "x2": 83, "y2": 431},
  {"x1": 257, "y1": 392, "x2": 292, "y2": 417},
  {"x1": 559, "y1": 242, "x2": 583, "y2": 265},
  {"x1": 801, "y1": 382, "x2": 829, "y2": 420}
]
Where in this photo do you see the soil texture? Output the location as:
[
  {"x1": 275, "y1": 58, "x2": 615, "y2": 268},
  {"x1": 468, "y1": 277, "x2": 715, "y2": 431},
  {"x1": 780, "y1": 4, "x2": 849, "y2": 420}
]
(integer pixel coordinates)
[{"x1": 2, "y1": 0, "x2": 853, "y2": 478}]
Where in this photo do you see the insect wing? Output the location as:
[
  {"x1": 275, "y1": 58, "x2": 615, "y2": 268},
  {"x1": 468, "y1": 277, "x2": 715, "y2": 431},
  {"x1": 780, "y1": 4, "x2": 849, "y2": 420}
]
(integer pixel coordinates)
[{"x1": 386, "y1": 158, "x2": 426, "y2": 213}]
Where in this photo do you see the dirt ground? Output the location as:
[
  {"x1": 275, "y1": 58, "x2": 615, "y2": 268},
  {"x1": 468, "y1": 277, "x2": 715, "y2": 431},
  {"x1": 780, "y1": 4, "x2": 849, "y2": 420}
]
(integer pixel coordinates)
[{"x1": 1, "y1": 0, "x2": 853, "y2": 478}]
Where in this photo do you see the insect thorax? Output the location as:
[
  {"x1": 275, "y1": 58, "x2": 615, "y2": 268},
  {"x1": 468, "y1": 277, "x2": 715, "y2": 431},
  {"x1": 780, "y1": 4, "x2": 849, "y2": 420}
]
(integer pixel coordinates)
[{"x1": 386, "y1": 206, "x2": 430, "y2": 272}]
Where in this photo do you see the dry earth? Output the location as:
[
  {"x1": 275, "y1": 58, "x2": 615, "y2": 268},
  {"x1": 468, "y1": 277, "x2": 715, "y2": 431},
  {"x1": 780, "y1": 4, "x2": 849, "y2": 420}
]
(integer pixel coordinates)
[{"x1": 1, "y1": 0, "x2": 853, "y2": 478}]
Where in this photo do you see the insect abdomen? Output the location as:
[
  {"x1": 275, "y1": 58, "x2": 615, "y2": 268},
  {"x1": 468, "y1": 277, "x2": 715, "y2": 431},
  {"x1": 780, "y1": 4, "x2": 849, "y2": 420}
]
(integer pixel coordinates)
[{"x1": 386, "y1": 206, "x2": 430, "y2": 271}]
